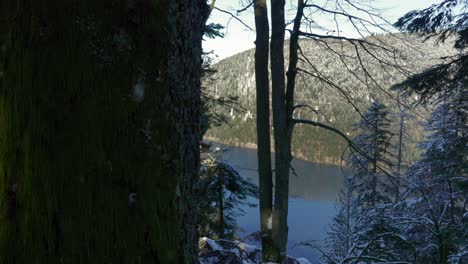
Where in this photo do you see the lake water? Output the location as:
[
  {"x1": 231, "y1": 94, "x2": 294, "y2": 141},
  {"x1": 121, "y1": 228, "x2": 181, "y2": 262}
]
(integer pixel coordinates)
[{"x1": 217, "y1": 145, "x2": 347, "y2": 263}]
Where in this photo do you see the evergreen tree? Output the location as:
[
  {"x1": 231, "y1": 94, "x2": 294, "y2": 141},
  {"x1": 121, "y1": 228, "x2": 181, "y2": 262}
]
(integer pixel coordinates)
[
  {"x1": 322, "y1": 102, "x2": 415, "y2": 263},
  {"x1": 200, "y1": 23, "x2": 242, "y2": 138},
  {"x1": 329, "y1": 89, "x2": 468, "y2": 263},
  {"x1": 198, "y1": 146, "x2": 258, "y2": 240},
  {"x1": 324, "y1": 176, "x2": 359, "y2": 263},
  {"x1": 401, "y1": 88, "x2": 467, "y2": 263},
  {"x1": 0, "y1": 1, "x2": 207, "y2": 262},
  {"x1": 389, "y1": 2, "x2": 468, "y2": 262},
  {"x1": 349, "y1": 101, "x2": 396, "y2": 207},
  {"x1": 325, "y1": 2, "x2": 467, "y2": 262},
  {"x1": 323, "y1": 177, "x2": 413, "y2": 264},
  {"x1": 420, "y1": 90, "x2": 467, "y2": 182},
  {"x1": 394, "y1": 0, "x2": 467, "y2": 103}
]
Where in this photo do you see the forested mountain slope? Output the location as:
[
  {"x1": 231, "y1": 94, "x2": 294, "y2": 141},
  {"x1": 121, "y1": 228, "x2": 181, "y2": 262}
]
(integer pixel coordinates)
[{"x1": 204, "y1": 33, "x2": 457, "y2": 164}]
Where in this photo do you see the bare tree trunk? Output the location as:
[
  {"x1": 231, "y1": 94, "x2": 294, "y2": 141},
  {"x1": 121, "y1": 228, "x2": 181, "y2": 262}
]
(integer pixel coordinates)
[
  {"x1": 396, "y1": 106, "x2": 404, "y2": 203},
  {"x1": 395, "y1": 94, "x2": 407, "y2": 204},
  {"x1": 217, "y1": 171, "x2": 225, "y2": 238},
  {"x1": 270, "y1": 0, "x2": 289, "y2": 261},
  {"x1": 438, "y1": 233, "x2": 449, "y2": 264},
  {"x1": 253, "y1": 0, "x2": 275, "y2": 261},
  {"x1": 447, "y1": 179, "x2": 455, "y2": 225},
  {"x1": 371, "y1": 121, "x2": 378, "y2": 207},
  {"x1": 285, "y1": 0, "x2": 305, "y2": 146},
  {"x1": 0, "y1": 0, "x2": 207, "y2": 263}
]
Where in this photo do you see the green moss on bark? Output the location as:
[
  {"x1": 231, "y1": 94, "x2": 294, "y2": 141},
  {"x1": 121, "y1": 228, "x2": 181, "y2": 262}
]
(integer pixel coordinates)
[{"x1": 0, "y1": 0, "x2": 204, "y2": 262}]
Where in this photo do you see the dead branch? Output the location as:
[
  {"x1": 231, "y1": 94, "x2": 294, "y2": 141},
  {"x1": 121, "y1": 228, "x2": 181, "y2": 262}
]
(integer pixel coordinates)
[{"x1": 213, "y1": 7, "x2": 255, "y2": 31}]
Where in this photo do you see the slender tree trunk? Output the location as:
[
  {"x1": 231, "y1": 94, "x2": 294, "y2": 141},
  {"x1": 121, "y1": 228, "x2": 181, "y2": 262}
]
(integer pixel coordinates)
[
  {"x1": 438, "y1": 233, "x2": 449, "y2": 264},
  {"x1": 396, "y1": 111, "x2": 404, "y2": 202},
  {"x1": 447, "y1": 179, "x2": 455, "y2": 224},
  {"x1": 217, "y1": 171, "x2": 225, "y2": 238},
  {"x1": 371, "y1": 122, "x2": 378, "y2": 207},
  {"x1": 0, "y1": 0, "x2": 207, "y2": 263},
  {"x1": 396, "y1": 98, "x2": 405, "y2": 203},
  {"x1": 270, "y1": 0, "x2": 289, "y2": 261},
  {"x1": 253, "y1": 0, "x2": 275, "y2": 261},
  {"x1": 285, "y1": 0, "x2": 305, "y2": 164},
  {"x1": 285, "y1": 0, "x2": 304, "y2": 144},
  {"x1": 346, "y1": 184, "x2": 352, "y2": 253}
]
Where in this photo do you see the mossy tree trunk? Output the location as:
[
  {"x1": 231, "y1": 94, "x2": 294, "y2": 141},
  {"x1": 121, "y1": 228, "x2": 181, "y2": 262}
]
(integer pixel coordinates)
[{"x1": 0, "y1": 0, "x2": 206, "y2": 263}]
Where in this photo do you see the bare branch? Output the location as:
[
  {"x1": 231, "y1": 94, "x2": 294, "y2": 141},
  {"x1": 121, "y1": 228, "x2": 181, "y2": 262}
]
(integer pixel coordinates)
[
  {"x1": 213, "y1": 7, "x2": 255, "y2": 31},
  {"x1": 293, "y1": 118, "x2": 395, "y2": 178},
  {"x1": 304, "y1": 3, "x2": 390, "y2": 34},
  {"x1": 293, "y1": 118, "x2": 366, "y2": 159},
  {"x1": 293, "y1": 104, "x2": 319, "y2": 115},
  {"x1": 299, "y1": 31, "x2": 395, "y2": 54},
  {"x1": 296, "y1": 65, "x2": 364, "y2": 118},
  {"x1": 236, "y1": 1, "x2": 254, "y2": 14}
]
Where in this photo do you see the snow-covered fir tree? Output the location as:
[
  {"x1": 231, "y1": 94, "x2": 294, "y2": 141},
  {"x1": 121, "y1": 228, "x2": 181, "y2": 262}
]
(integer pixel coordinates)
[
  {"x1": 323, "y1": 176, "x2": 360, "y2": 263},
  {"x1": 398, "y1": 88, "x2": 467, "y2": 263},
  {"x1": 348, "y1": 101, "x2": 396, "y2": 207},
  {"x1": 322, "y1": 2, "x2": 468, "y2": 262},
  {"x1": 323, "y1": 178, "x2": 413, "y2": 263},
  {"x1": 324, "y1": 89, "x2": 467, "y2": 263},
  {"x1": 322, "y1": 102, "x2": 414, "y2": 263}
]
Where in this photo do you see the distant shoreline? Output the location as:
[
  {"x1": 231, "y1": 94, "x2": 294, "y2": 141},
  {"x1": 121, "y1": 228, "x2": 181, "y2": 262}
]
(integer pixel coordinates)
[
  {"x1": 202, "y1": 135, "x2": 345, "y2": 167},
  {"x1": 203, "y1": 135, "x2": 259, "y2": 151}
]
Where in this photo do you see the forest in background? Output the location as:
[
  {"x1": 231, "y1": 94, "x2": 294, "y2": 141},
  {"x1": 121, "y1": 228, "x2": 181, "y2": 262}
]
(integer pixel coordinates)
[{"x1": 205, "y1": 33, "x2": 457, "y2": 165}]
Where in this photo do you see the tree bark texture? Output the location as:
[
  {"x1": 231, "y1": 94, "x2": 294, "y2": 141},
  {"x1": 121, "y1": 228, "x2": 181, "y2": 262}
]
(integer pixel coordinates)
[
  {"x1": 217, "y1": 171, "x2": 225, "y2": 238},
  {"x1": 285, "y1": 0, "x2": 304, "y2": 148},
  {"x1": 0, "y1": 0, "x2": 207, "y2": 263},
  {"x1": 253, "y1": 0, "x2": 275, "y2": 261},
  {"x1": 270, "y1": 0, "x2": 289, "y2": 261}
]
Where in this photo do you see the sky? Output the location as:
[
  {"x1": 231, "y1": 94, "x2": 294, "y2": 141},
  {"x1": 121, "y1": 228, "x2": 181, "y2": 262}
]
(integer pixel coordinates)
[{"x1": 203, "y1": 0, "x2": 442, "y2": 61}]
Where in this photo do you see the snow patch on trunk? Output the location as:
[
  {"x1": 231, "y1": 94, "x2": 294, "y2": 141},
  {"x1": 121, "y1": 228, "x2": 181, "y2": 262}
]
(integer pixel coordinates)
[{"x1": 132, "y1": 79, "x2": 145, "y2": 102}]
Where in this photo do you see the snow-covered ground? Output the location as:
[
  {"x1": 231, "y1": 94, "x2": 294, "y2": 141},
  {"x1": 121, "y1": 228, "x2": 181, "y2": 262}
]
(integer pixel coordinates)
[{"x1": 199, "y1": 235, "x2": 313, "y2": 264}]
